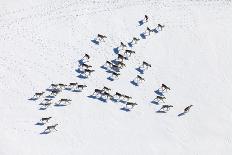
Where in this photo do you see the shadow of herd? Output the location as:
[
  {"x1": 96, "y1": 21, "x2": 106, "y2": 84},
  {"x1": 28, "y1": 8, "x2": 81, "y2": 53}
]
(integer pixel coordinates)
[{"x1": 29, "y1": 15, "x2": 193, "y2": 134}]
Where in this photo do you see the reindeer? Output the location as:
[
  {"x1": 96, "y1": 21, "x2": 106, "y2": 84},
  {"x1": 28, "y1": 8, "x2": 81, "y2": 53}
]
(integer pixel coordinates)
[
  {"x1": 41, "y1": 117, "x2": 52, "y2": 123},
  {"x1": 184, "y1": 105, "x2": 193, "y2": 113},
  {"x1": 111, "y1": 71, "x2": 120, "y2": 79},
  {"x1": 118, "y1": 54, "x2": 127, "y2": 62},
  {"x1": 136, "y1": 75, "x2": 145, "y2": 83},
  {"x1": 41, "y1": 100, "x2": 53, "y2": 108},
  {"x1": 157, "y1": 24, "x2": 165, "y2": 31},
  {"x1": 117, "y1": 61, "x2": 126, "y2": 68},
  {"x1": 44, "y1": 124, "x2": 58, "y2": 132},
  {"x1": 58, "y1": 83, "x2": 67, "y2": 89},
  {"x1": 77, "y1": 84, "x2": 87, "y2": 90},
  {"x1": 101, "y1": 92, "x2": 113, "y2": 100},
  {"x1": 69, "y1": 82, "x2": 78, "y2": 88},
  {"x1": 145, "y1": 27, "x2": 152, "y2": 35},
  {"x1": 144, "y1": 15, "x2": 148, "y2": 22},
  {"x1": 124, "y1": 50, "x2": 135, "y2": 56},
  {"x1": 41, "y1": 98, "x2": 52, "y2": 104},
  {"x1": 80, "y1": 63, "x2": 92, "y2": 69},
  {"x1": 132, "y1": 37, "x2": 140, "y2": 44},
  {"x1": 159, "y1": 105, "x2": 173, "y2": 112},
  {"x1": 114, "y1": 92, "x2": 123, "y2": 99},
  {"x1": 50, "y1": 84, "x2": 58, "y2": 89},
  {"x1": 34, "y1": 92, "x2": 45, "y2": 98},
  {"x1": 111, "y1": 64, "x2": 122, "y2": 71},
  {"x1": 58, "y1": 98, "x2": 72, "y2": 104},
  {"x1": 105, "y1": 61, "x2": 113, "y2": 68},
  {"x1": 92, "y1": 89, "x2": 103, "y2": 96},
  {"x1": 122, "y1": 95, "x2": 132, "y2": 101},
  {"x1": 102, "y1": 86, "x2": 111, "y2": 92},
  {"x1": 126, "y1": 102, "x2": 138, "y2": 109},
  {"x1": 82, "y1": 53, "x2": 90, "y2": 60},
  {"x1": 84, "y1": 69, "x2": 95, "y2": 76},
  {"x1": 97, "y1": 34, "x2": 107, "y2": 42},
  {"x1": 119, "y1": 42, "x2": 127, "y2": 50},
  {"x1": 161, "y1": 84, "x2": 170, "y2": 92},
  {"x1": 50, "y1": 89, "x2": 61, "y2": 96},
  {"x1": 154, "y1": 96, "x2": 166, "y2": 103},
  {"x1": 142, "y1": 61, "x2": 151, "y2": 69}
]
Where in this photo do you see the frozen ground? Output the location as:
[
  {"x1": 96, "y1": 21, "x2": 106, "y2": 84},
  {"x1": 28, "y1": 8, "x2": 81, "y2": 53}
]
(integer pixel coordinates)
[{"x1": 0, "y1": 0, "x2": 232, "y2": 155}]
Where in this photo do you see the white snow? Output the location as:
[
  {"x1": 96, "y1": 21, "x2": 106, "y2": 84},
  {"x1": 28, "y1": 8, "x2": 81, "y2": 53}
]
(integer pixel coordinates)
[{"x1": 1, "y1": 0, "x2": 232, "y2": 155}]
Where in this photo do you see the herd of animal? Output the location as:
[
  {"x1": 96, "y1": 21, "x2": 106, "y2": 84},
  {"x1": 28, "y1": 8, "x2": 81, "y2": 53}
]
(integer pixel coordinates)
[{"x1": 29, "y1": 15, "x2": 193, "y2": 134}]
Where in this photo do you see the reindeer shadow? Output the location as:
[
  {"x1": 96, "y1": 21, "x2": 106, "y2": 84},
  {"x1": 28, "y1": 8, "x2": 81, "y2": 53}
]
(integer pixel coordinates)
[
  {"x1": 54, "y1": 104, "x2": 67, "y2": 107},
  {"x1": 120, "y1": 107, "x2": 130, "y2": 112},
  {"x1": 140, "y1": 33, "x2": 146, "y2": 39},
  {"x1": 113, "y1": 47, "x2": 120, "y2": 54},
  {"x1": 28, "y1": 97, "x2": 38, "y2": 101},
  {"x1": 111, "y1": 98, "x2": 119, "y2": 103},
  {"x1": 151, "y1": 100, "x2": 159, "y2": 105},
  {"x1": 128, "y1": 42, "x2": 133, "y2": 48},
  {"x1": 77, "y1": 74, "x2": 88, "y2": 79},
  {"x1": 72, "y1": 89, "x2": 81, "y2": 92},
  {"x1": 138, "y1": 20, "x2": 144, "y2": 26},
  {"x1": 100, "y1": 65, "x2": 108, "y2": 70},
  {"x1": 39, "y1": 107, "x2": 47, "y2": 110},
  {"x1": 155, "y1": 89, "x2": 164, "y2": 96},
  {"x1": 178, "y1": 112, "x2": 186, "y2": 117},
  {"x1": 45, "y1": 95, "x2": 55, "y2": 99},
  {"x1": 153, "y1": 27, "x2": 159, "y2": 33},
  {"x1": 136, "y1": 67, "x2": 144, "y2": 74},
  {"x1": 64, "y1": 87, "x2": 72, "y2": 91},
  {"x1": 88, "y1": 95, "x2": 97, "y2": 99},
  {"x1": 107, "y1": 76, "x2": 114, "y2": 81},
  {"x1": 35, "y1": 122, "x2": 45, "y2": 126},
  {"x1": 156, "y1": 110, "x2": 166, "y2": 113},
  {"x1": 130, "y1": 80, "x2": 138, "y2": 86},
  {"x1": 40, "y1": 131, "x2": 50, "y2": 135},
  {"x1": 75, "y1": 68, "x2": 84, "y2": 74},
  {"x1": 91, "y1": 39, "x2": 99, "y2": 45},
  {"x1": 98, "y1": 97, "x2": 107, "y2": 103},
  {"x1": 111, "y1": 59, "x2": 119, "y2": 65},
  {"x1": 78, "y1": 59, "x2": 85, "y2": 65}
]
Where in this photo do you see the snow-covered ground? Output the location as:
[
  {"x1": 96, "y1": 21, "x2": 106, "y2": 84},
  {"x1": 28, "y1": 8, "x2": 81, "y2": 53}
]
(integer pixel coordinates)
[{"x1": 1, "y1": 0, "x2": 232, "y2": 155}]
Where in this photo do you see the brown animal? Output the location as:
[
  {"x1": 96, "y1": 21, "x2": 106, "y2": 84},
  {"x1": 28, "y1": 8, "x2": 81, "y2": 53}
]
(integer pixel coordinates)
[
  {"x1": 83, "y1": 53, "x2": 90, "y2": 60},
  {"x1": 124, "y1": 50, "x2": 135, "y2": 56},
  {"x1": 136, "y1": 75, "x2": 145, "y2": 83},
  {"x1": 34, "y1": 92, "x2": 45, "y2": 98},
  {"x1": 105, "y1": 61, "x2": 113, "y2": 68},
  {"x1": 154, "y1": 96, "x2": 166, "y2": 103},
  {"x1": 77, "y1": 84, "x2": 87, "y2": 90},
  {"x1": 160, "y1": 105, "x2": 173, "y2": 111},
  {"x1": 97, "y1": 34, "x2": 107, "y2": 42},
  {"x1": 161, "y1": 84, "x2": 170, "y2": 92},
  {"x1": 118, "y1": 54, "x2": 127, "y2": 62},
  {"x1": 120, "y1": 42, "x2": 127, "y2": 50},
  {"x1": 157, "y1": 24, "x2": 165, "y2": 31},
  {"x1": 146, "y1": 27, "x2": 152, "y2": 35},
  {"x1": 84, "y1": 69, "x2": 95, "y2": 76},
  {"x1": 44, "y1": 124, "x2": 58, "y2": 132},
  {"x1": 184, "y1": 105, "x2": 193, "y2": 113},
  {"x1": 112, "y1": 71, "x2": 120, "y2": 79},
  {"x1": 102, "y1": 86, "x2": 111, "y2": 92},
  {"x1": 80, "y1": 63, "x2": 92, "y2": 69},
  {"x1": 123, "y1": 95, "x2": 132, "y2": 101},
  {"x1": 92, "y1": 89, "x2": 103, "y2": 96},
  {"x1": 126, "y1": 102, "x2": 138, "y2": 109},
  {"x1": 41, "y1": 117, "x2": 52, "y2": 123},
  {"x1": 58, "y1": 98, "x2": 72, "y2": 104},
  {"x1": 132, "y1": 37, "x2": 140, "y2": 44},
  {"x1": 142, "y1": 61, "x2": 151, "y2": 68}
]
